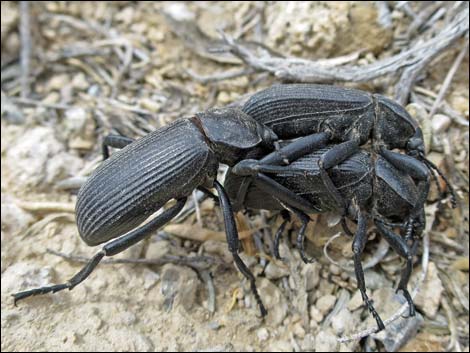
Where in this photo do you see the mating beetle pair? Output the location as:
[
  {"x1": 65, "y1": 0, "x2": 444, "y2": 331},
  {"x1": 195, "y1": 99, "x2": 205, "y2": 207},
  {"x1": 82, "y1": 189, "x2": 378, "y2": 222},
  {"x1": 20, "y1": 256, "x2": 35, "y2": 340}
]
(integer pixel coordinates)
[{"x1": 13, "y1": 84, "x2": 455, "y2": 332}]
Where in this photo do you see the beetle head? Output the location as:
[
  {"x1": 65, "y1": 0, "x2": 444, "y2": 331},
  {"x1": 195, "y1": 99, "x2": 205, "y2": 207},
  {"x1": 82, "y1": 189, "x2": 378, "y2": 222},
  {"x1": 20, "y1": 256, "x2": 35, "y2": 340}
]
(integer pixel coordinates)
[
  {"x1": 406, "y1": 128, "x2": 425, "y2": 157},
  {"x1": 374, "y1": 95, "x2": 419, "y2": 150}
]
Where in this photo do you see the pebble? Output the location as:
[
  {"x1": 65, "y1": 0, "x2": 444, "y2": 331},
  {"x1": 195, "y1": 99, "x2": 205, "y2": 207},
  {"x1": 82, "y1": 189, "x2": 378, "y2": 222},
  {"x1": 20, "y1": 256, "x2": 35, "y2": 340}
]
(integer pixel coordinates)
[
  {"x1": 160, "y1": 264, "x2": 200, "y2": 311},
  {"x1": 316, "y1": 294, "x2": 337, "y2": 316},
  {"x1": 412, "y1": 262, "x2": 444, "y2": 319},
  {"x1": 5, "y1": 126, "x2": 83, "y2": 188},
  {"x1": 145, "y1": 240, "x2": 170, "y2": 259},
  {"x1": 331, "y1": 308, "x2": 354, "y2": 335},
  {"x1": 142, "y1": 268, "x2": 160, "y2": 290},
  {"x1": 301, "y1": 262, "x2": 321, "y2": 291},
  {"x1": 208, "y1": 321, "x2": 221, "y2": 331},
  {"x1": 256, "y1": 328, "x2": 269, "y2": 341},
  {"x1": 310, "y1": 306, "x2": 324, "y2": 323},
  {"x1": 315, "y1": 329, "x2": 339, "y2": 352},
  {"x1": 265, "y1": 262, "x2": 290, "y2": 280},
  {"x1": 2, "y1": 262, "x2": 54, "y2": 294},
  {"x1": 268, "y1": 340, "x2": 293, "y2": 352},
  {"x1": 300, "y1": 333, "x2": 316, "y2": 351},
  {"x1": 292, "y1": 322, "x2": 306, "y2": 338},
  {"x1": 347, "y1": 290, "x2": 363, "y2": 311},
  {"x1": 1, "y1": 195, "x2": 35, "y2": 234},
  {"x1": 200, "y1": 240, "x2": 232, "y2": 263},
  {"x1": 431, "y1": 114, "x2": 451, "y2": 133},
  {"x1": 258, "y1": 278, "x2": 288, "y2": 325}
]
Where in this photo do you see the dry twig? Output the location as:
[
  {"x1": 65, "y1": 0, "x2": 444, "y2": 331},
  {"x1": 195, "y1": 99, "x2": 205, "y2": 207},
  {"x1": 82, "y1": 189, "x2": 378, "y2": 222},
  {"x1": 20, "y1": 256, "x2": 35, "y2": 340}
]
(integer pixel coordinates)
[
  {"x1": 215, "y1": 3, "x2": 468, "y2": 104},
  {"x1": 19, "y1": 1, "x2": 31, "y2": 98}
]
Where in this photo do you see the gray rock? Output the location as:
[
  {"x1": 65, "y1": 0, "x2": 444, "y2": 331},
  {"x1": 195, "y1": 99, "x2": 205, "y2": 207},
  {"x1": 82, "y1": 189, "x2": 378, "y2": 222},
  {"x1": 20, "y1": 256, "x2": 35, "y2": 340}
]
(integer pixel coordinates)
[
  {"x1": 315, "y1": 329, "x2": 339, "y2": 352},
  {"x1": 268, "y1": 339, "x2": 293, "y2": 352},
  {"x1": 412, "y1": 262, "x2": 443, "y2": 319},
  {"x1": 1, "y1": 195, "x2": 35, "y2": 234},
  {"x1": 372, "y1": 311, "x2": 424, "y2": 352},
  {"x1": 265, "y1": 261, "x2": 290, "y2": 280},
  {"x1": 258, "y1": 278, "x2": 288, "y2": 325},
  {"x1": 5, "y1": 126, "x2": 83, "y2": 188},
  {"x1": 160, "y1": 264, "x2": 200, "y2": 312},
  {"x1": 200, "y1": 240, "x2": 233, "y2": 263},
  {"x1": 2, "y1": 262, "x2": 54, "y2": 294},
  {"x1": 300, "y1": 333, "x2": 316, "y2": 351},
  {"x1": 301, "y1": 262, "x2": 321, "y2": 291},
  {"x1": 256, "y1": 327, "x2": 269, "y2": 341},
  {"x1": 431, "y1": 114, "x2": 451, "y2": 133},
  {"x1": 316, "y1": 294, "x2": 337, "y2": 316},
  {"x1": 310, "y1": 305, "x2": 324, "y2": 323},
  {"x1": 142, "y1": 268, "x2": 160, "y2": 290},
  {"x1": 331, "y1": 308, "x2": 355, "y2": 335}
]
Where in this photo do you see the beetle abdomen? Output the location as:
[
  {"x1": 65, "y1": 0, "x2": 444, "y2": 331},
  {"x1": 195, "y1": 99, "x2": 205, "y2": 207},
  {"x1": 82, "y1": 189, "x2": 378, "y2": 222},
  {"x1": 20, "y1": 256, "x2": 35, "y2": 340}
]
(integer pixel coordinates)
[
  {"x1": 76, "y1": 119, "x2": 217, "y2": 246},
  {"x1": 242, "y1": 84, "x2": 374, "y2": 142}
]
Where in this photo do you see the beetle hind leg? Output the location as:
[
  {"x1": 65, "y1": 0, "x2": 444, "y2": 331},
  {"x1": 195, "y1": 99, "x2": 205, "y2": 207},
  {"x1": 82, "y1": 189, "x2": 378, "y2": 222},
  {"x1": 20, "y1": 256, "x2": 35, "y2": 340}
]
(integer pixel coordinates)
[
  {"x1": 291, "y1": 208, "x2": 315, "y2": 264},
  {"x1": 12, "y1": 199, "x2": 186, "y2": 305},
  {"x1": 102, "y1": 134, "x2": 135, "y2": 160},
  {"x1": 375, "y1": 219, "x2": 416, "y2": 317},
  {"x1": 273, "y1": 210, "x2": 290, "y2": 260},
  {"x1": 352, "y1": 210, "x2": 385, "y2": 331},
  {"x1": 213, "y1": 181, "x2": 267, "y2": 317}
]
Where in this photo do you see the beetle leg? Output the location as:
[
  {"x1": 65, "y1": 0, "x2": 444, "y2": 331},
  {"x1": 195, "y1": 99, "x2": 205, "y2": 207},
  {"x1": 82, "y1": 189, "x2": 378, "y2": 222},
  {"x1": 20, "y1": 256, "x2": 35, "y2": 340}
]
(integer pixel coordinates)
[
  {"x1": 231, "y1": 133, "x2": 329, "y2": 208},
  {"x1": 253, "y1": 173, "x2": 318, "y2": 214},
  {"x1": 102, "y1": 134, "x2": 135, "y2": 160},
  {"x1": 273, "y1": 210, "x2": 290, "y2": 260},
  {"x1": 197, "y1": 186, "x2": 219, "y2": 204},
  {"x1": 421, "y1": 156, "x2": 457, "y2": 208},
  {"x1": 318, "y1": 140, "x2": 360, "y2": 213},
  {"x1": 341, "y1": 217, "x2": 355, "y2": 237},
  {"x1": 290, "y1": 208, "x2": 315, "y2": 264},
  {"x1": 12, "y1": 198, "x2": 186, "y2": 305},
  {"x1": 378, "y1": 148, "x2": 430, "y2": 219},
  {"x1": 352, "y1": 209, "x2": 385, "y2": 332},
  {"x1": 231, "y1": 176, "x2": 255, "y2": 211},
  {"x1": 259, "y1": 132, "x2": 330, "y2": 166},
  {"x1": 213, "y1": 181, "x2": 267, "y2": 317},
  {"x1": 375, "y1": 219, "x2": 416, "y2": 317}
]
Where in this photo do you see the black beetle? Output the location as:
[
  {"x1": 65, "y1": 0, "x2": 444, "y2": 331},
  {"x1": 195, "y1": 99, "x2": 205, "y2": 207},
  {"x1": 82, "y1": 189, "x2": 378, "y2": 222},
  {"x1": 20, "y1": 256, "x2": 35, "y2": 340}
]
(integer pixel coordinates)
[
  {"x1": 241, "y1": 84, "x2": 457, "y2": 221},
  {"x1": 224, "y1": 138, "x2": 425, "y2": 331},
  {"x1": 12, "y1": 107, "x2": 280, "y2": 316}
]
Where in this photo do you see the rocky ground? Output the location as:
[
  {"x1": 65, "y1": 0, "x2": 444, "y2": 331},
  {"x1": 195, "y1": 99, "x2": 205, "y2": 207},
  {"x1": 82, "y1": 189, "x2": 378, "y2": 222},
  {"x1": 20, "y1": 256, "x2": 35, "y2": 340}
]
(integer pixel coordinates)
[{"x1": 1, "y1": 2, "x2": 469, "y2": 352}]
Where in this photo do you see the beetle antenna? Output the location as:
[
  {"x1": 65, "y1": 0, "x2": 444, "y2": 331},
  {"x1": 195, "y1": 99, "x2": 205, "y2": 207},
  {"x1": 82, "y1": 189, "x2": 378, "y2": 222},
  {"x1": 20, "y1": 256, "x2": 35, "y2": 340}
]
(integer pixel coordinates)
[{"x1": 421, "y1": 155, "x2": 457, "y2": 208}]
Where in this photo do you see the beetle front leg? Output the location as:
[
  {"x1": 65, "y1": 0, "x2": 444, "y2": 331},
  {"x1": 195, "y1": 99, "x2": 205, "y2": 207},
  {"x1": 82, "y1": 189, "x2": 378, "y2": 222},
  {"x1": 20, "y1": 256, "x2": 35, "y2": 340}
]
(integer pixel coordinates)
[
  {"x1": 213, "y1": 181, "x2": 267, "y2": 317},
  {"x1": 12, "y1": 198, "x2": 186, "y2": 304},
  {"x1": 352, "y1": 209, "x2": 385, "y2": 332},
  {"x1": 102, "y1": 135, "x2": 135, "y2": 160},
  {"x1": 375, "y1": 219, "x2": 416, "y2": 317}
]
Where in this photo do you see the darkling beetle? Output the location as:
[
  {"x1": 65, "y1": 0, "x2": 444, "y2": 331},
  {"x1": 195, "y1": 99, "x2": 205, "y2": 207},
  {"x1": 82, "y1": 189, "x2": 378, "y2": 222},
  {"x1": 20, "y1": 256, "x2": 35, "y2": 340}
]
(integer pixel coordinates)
[
  {"x1": 224, "y1": 138, "x2": 426, "y2": 331},
  {"x1": 12, "y1": 107, "x2": 280, "y2": 317},
  {"x1": 241, "y1": 84, "x2": 457, "y2": 226}
]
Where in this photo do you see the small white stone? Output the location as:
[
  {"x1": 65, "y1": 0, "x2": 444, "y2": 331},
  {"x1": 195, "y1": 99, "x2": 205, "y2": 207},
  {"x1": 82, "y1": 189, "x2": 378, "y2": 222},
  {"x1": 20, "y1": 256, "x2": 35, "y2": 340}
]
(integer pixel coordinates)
[
  {"x1": 431, "y1": 114, "x2": 451, "y2": 133},
  {"x1": 310, "y1": 306, "x2": 324, "y2": 323},
  {"x1": 316, "y1": 294, "x2": 336, "y2": 316},
  {"x1": 256, "y1": 328, "x2": 269, "y2": 341}
]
